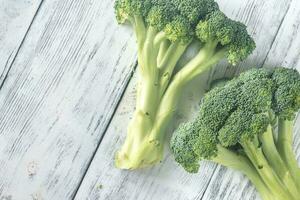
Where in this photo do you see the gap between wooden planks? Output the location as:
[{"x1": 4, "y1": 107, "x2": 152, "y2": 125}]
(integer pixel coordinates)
[{"x1": 0, "y1": 0, "x2": 44, "y2": 88}]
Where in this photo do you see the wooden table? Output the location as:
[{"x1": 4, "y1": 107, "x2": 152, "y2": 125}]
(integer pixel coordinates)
[{"x1": 0, "y1": 0, "x2": 299, "y2": 199}]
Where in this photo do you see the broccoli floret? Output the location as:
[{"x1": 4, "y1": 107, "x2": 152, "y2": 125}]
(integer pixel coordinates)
[
  {"x1": 171, "y1": 67, "x2": 300, "y2": 200},
  {"x1": 171, "y1": 122, "x2": 200, "y2": 173},
  {"x1": 114, "y1": 0, "x2": 255, "y2": 169}
]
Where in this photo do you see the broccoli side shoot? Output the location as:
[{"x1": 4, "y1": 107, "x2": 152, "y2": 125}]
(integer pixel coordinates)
[
  {"x1": 171, "y1": 67, "x2": 300, "y2": 200},
  {"x1": 114, "y1": 0, "x2": 255, "y2": 169}
]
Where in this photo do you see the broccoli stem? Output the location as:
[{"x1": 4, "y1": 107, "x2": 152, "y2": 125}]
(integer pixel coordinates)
[
  {"x1": 133, "y1": 15, "x2": 146, "y2": 51},
  {"x1": 143, "y1": 41, "x2": 224, "y2": 142},
  {"x1": 158, "y1": 42, "x2": 184, "y2": 70},
  {"x1": 159, "y1": 42, "x2": 190, "y2": 96},
  {"x1": 154, "y1": 32, "x2": 167, "y2": 47},
  {"x1": 213, "y1": 145, "x2": 275, "y2": 200},
  {"x1": 157, "y1": 40, "x2": 170, "y2": 65},
  {"x1": 142, "y1": 27, "x2": 158, "y2": 72},
  {"x1": 115, "y1": 117, "x2": 164, "y2": 169},
  {"x1": 150, "y1": 44, "x2": 226, "y2": 141},
  {"x1": 241, "y1": 140, "x2": 295, "y2": 200},
  {"x1": 172, "y1": 47, "x2": 226, "y2": 85},
  {"x1": 259, "y1": 125, "x2": 300, "y2": 198},
  {"x1": 137, "y1": 29, "x2": 160, "y2": 117},
  {"x1": 277, "y1": 119, "x2": 300, "y2": 188},
  {"x1": 116, "y1": 27, "x2": 226, "y2": 169},
  {"x1": 115, "y1": 26, "x2": 165, "y2": 169},
  {"x1": 171, "y1": 41, "x2": 218, "y2": 83},
  {"x1": 116, "y1": 22, "x2": 194, "y2": 169}
]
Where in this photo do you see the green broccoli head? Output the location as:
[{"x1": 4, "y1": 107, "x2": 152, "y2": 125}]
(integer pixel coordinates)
[
  {"x1": 115, "y1": 0, "x2": 144, "y2": 23},
  {"x1": 171, "y1": 67, "x2": 300, "y2": 172},
  {"x1": 196, "y1": 11, "x2": 256, "y2": 65},
  {"x1": 170, "y1": 122, "x2": 200, "y2": 173},
  {"x1": 148, "y1": 0, "x2": 219, "y2": 42},
  {"x1": 115, "y1": 0, "x2": 255, "y2": 51},
  {"x1": 272, "y1": 68, "x2": 300, "y2": 120},
  {"x1": 115, "y1": 0, "x2": 130, "y2": 24},
  {"x1": 172, "y1": 0, "x2": 219, "y2": 24},
  {"x1": 218, "y1": 110, "x2": 269, "y2": 146},
  {"x1": 163, "y1": 16, "x2": 193, "y2": 43},
  {"x1": 146, "y1": 0, "x2": 178, "y2": 30}
]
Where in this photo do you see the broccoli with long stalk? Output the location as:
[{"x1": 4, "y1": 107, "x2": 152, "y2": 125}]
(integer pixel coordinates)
[
  {"x1": 171, "y1": 67, "x2": 300, "y2": 200},
  {"x1": 114, "y1": 0, "x2": 255, "y2": 169}
]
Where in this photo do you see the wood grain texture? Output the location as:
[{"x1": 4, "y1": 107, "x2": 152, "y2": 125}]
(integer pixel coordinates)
[
  {"x1": 0, "y1": 0, "x2": 42, "y2": 85},
  {"x1": 74, "y1": 0, "x2": 295, "y2": 200},
  {"x1": 197, "y1": 0, "x2": 300, "y2": 199},
  {"x1": 0, "y1": 0, "x2": 138, "y2": 199}
]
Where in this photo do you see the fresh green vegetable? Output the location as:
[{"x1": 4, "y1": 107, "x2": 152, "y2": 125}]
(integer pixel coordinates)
[
  {"x1": 114, "y1": 0, "x2": 255, "y2": 169},
  {"x1": 171, "y1": 67, "x2": 300, "y2": 200}
]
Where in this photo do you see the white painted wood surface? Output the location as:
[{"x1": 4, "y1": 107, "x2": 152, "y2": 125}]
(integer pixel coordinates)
[
  {"x1": 0, "y1": 0, "x2": 43, "y2": 85},
  {"x1": 0, "y1": 0, "x2": 300, "y2": 199},
  {"x1": 0, "y1": 0, "x2": 137, "y2": 199}
]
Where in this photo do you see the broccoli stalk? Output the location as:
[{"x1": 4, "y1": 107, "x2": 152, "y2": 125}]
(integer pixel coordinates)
[
  {"x1": 171, "y1": 67, "x2": 300, "y2": 200},
  {"x1": 114, "y1": 0, "x2": 255, "y2": 169},
  {"x1": 241, "y1": 135, "x2": 296, "y2": 200},
  {"x1": 213, "y1": 145, "x2": 275, "y2": 200},
  {"x1": 277, "y1": 119, "x2": 300, "y2": 188}
]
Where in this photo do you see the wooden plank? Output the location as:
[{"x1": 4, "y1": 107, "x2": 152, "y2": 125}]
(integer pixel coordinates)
[
  {"x1": 201, "y1": 0, "x2": 300, "y2": 199},
  {"x1": 74, "y1": 0, "x2": 293, "y2": 199},
  {"x1": 0, "y1": 0, "x2": 43, "y2": 85},
  {"x1": 0, "y1": 0, "x2": 138, "y2": 199}
]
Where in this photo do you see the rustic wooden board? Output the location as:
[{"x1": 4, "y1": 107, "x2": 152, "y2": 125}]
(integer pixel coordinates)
[
  {"x1": 202, "y1": 0, "x2": 300, "y2": 198},
  {"x1": 74, "y1": 0, "x2": 295, "y2": 199},
  {"x1": 0, "y1": 0, "x2": 138, "y2": 199},
  {"x1": 0, "y1": 0, "x2": 43, "y2": 85}
]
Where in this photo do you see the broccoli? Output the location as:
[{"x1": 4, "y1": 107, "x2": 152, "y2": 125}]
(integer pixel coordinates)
[
  {"x1": 114, "y1": 0, "x2": 255, "y2": 169},
  {"x1": 171, "y1": 67, "x2": 300, "y2": 200}
]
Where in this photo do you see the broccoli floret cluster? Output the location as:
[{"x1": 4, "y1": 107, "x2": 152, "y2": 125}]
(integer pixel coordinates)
[
  {"x1": 115, "y1": 0, "x2": 255, "y2": 64},
  {"x1": 171, "y1": 67, "x2": 300, "y2": 200}
]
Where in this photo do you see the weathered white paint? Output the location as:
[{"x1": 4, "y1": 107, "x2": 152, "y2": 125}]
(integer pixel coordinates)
[
  {"x1": 0, "y1": 0, "x2": 43, "y2": 84},
  {"x1": 0, "y1": 0, "x2": 138, "y2": 199},
  {"x1": 74, "y1": 0, "x2": 298, "y2": 200}
]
